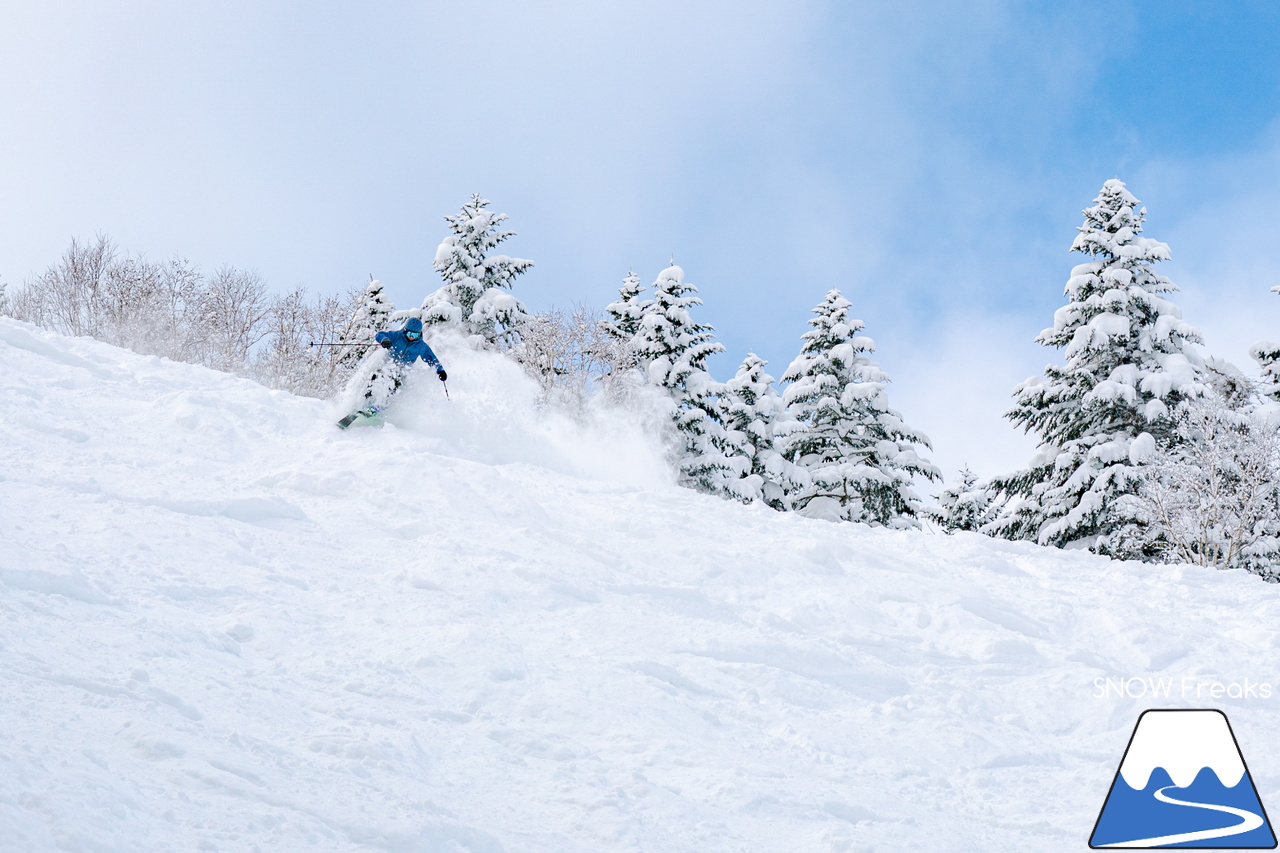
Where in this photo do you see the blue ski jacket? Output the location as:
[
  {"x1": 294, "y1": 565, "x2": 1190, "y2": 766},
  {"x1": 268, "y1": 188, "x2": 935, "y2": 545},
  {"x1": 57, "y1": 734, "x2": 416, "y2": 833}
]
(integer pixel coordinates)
[{"x1": 375, "y1": 329, "x2": 444, "y2": 371}]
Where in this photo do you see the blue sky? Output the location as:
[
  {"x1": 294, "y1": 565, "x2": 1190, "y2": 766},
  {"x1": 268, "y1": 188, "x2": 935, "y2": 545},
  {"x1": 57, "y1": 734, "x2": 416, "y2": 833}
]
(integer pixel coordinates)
[{"x1": 3, "y1": 2, "x2": 1280, "y2": 480}]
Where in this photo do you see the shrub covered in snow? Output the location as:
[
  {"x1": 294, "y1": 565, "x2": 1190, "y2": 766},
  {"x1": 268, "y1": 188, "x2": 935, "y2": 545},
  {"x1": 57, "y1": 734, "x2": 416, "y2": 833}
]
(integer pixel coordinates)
[
  {"x1": 1116, "y1": 394, "x2": 1280, "y2": 578},
  {"x1": 6, "y1": 233, "x2": 369, "y2": 399},
  {"x1": 512, "y1": 305, "x2": 632, "y2": 416},
  {"x1": 251, "y1": 287, "x2": 351, "y2": 399}
]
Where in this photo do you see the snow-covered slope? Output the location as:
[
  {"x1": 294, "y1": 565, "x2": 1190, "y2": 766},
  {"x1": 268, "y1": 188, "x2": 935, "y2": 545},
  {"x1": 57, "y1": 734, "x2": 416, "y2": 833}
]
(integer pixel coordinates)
[{"x1": 4, "y1": 316, "x2": 1280, "y2": 853}]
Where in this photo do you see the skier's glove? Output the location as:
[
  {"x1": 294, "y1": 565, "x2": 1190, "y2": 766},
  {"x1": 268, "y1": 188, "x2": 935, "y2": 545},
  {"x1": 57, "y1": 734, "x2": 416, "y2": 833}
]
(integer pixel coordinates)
[
  {"x1": 379, "y1": 339, "x2": 392, "y2": 349},
  {"x1": 437, "y1": 369, "x2": 448, "y2": 382}
]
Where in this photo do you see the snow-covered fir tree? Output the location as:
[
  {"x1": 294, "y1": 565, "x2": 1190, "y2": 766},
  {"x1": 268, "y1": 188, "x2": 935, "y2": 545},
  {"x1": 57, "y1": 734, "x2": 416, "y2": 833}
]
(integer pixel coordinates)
[
  {"x1": 989, "y1": 179, "x2": 1211, "y2": 554},
  {"x1": 719, "y1": 353, "x2": 806, "y2": 510},
  {"x1": 780, "y1": 289, "x2": 938, "y2": 526},
  {"x1": 597, "y1": 269, "x2": 647, "y2": 399},
  {"x1": 930, "y1": 467, "x2": 996, "y2": 533},
  {"x1": 1250, "y1": 285, "x2": 1280, "y2": 401},
  {"x1": 422, "y1": 195, "x2": 532, "y2": 347},
  {"x1": 0, "y1": 280, "x2": 9, "y2": 317},
  {"x1": 631, "y1": 265, "x2": 734, "y2": 495},
  {"x1": 604, "y1": 270, "x2": 647, "y2": 341},
  {"x1": 336, "y1": 278, "x2": 394, "y2": 372}
]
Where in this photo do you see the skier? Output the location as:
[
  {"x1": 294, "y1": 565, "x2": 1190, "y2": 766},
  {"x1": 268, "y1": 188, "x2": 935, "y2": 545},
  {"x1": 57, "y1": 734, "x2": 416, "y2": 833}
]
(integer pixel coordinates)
[
  {"x1": 371, "y1": 316, "x2": 447, "y2": 395},
  {"x1": 339, "y1": 317, "x2": 447, "y2": 429}
]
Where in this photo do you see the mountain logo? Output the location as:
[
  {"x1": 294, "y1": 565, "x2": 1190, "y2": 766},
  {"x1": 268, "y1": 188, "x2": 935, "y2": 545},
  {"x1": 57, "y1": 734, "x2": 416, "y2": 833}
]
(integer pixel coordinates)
[{"x1": 1090, "y1": 709, "x2": 1276, "y2": 849}]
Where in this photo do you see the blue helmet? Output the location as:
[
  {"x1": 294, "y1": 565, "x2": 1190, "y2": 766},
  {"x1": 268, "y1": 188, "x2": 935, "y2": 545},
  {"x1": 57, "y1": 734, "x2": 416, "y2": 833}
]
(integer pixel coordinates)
[{"x1": 404, "y1": 317, "x2": 424, "y2": 334}]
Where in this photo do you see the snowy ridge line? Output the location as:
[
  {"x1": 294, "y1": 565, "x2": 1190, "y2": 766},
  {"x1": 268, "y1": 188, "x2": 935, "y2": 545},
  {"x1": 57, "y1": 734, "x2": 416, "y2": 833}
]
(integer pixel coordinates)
[{"x1": 5, "y1": 317, "x2": 1280, "y2": 852}]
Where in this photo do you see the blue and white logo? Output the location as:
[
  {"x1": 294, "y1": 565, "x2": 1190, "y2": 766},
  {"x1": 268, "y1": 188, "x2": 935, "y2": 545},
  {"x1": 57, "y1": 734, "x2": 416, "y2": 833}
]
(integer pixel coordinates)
[{"x1": 1091, "y1": 709, "x2": 1276, "y2": 848}]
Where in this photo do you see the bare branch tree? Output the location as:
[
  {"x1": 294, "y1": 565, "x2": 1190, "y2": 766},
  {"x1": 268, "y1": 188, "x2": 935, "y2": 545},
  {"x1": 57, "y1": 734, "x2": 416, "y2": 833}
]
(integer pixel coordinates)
[
  {"x1": 253, "y1": 288, "x2": 349, "y2": 398},
  {"x1": 195, "y1": 266, "x2": 271, "y2": 373},
  {"x1": 1126, "y1": 395, "x2": 1280, "y2": 578},
  {"x1": 11, "y1": 234, "x2": 117, "y2": 335},
  {"x1": 513, "y1": 305, "x2": 636, "y2": 415}
]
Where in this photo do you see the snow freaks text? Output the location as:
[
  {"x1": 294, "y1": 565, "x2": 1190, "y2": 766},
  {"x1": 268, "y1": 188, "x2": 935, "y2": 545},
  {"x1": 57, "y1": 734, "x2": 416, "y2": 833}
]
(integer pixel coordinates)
[{"x1": 1093, "y1": 677, "x2": 1274, "y2": 701}]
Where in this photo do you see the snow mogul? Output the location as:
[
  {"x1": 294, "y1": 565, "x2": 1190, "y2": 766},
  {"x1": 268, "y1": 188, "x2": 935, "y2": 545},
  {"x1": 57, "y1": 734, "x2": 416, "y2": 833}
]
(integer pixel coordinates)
[{"x1": 338, "y1": 317, "x2": 447, "y2": 429}]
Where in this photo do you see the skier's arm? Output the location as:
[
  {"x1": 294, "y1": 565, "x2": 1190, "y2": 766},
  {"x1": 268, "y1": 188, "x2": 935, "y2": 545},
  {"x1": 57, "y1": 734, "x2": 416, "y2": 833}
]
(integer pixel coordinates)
[
  {"x1": 419, "y1": 344, "x2": 446, "y2": 379},
  {"x1": 376, "y1": 331, "x2": 392, "y2": 348}
]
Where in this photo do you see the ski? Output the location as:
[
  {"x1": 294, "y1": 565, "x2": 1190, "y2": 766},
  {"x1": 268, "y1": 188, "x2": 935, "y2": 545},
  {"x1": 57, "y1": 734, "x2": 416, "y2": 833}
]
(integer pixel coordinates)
[{"x1": 337, "y1": 407, "x2": 385, "y2": 430}]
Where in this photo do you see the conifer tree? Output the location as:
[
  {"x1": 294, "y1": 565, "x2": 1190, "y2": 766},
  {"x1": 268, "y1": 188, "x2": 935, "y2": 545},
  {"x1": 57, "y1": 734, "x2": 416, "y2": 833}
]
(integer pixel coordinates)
[
  {"x1": 1250, "y1": 285, "x2": 1280, "y2": 401},
  {"x1": 336, "y1": 278, "x2": 394, "y2": 372},
  {"x1": 593, "y1": 270, "x2": 648, "y2": 401},
  {"x1": 930, "y1": 467, "x2": 996, "y2": 533},
  {"x1": 781, "y1": 289, "x2": 938, "y2": 526},
  {"x1": 422, "y1": 195, "x2": 532, "y2": 346},
  {"x1": 990, "y1": 179, "x2": 1211, "y2": 552},
  {"x1": 0, "y1": 280, "x2": 9, "y2": 317},
  {"x1": 631, "y1": 265, "x2": 734, "y2": 495},
  {"x1": 604, "y1": 270, "x2": 647, "y2": 341},
  {"x1": 719, "y1": 353, "x2": 806, "y2": 509}
]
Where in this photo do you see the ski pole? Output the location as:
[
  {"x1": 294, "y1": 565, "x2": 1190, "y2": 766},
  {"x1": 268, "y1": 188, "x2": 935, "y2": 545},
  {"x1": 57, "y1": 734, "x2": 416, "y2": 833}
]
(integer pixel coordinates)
[
  {"x1": 308, "y1": 342, "x2": 372, "y2": 348},
  {"x1": 441, "y1": 380, "x2": 451, "y2": 400}
]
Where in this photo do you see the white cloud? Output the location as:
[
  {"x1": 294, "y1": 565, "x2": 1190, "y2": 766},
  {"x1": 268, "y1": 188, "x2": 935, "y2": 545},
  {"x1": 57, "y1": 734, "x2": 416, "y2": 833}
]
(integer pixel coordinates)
[
  {"x1": 1137, "y1": 131, "x2": 1280, "y2": 376},
  {"x1": 887, "y1": 312, "x2": 1044, "y2": 483},
  {"x1": 0, "y1": 1, "x2": 820, "y2": 301}
]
